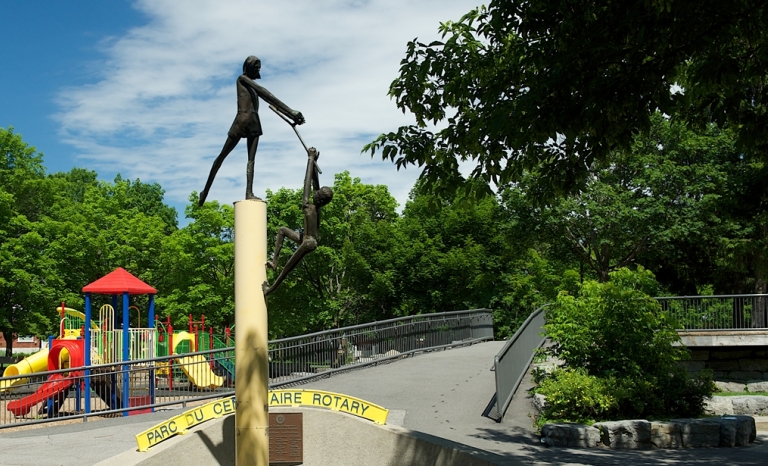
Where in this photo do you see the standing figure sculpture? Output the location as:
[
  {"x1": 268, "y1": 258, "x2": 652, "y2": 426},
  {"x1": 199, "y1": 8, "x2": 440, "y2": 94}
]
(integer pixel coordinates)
[
  {"x1": 199, "y1": 56, "x2": 305, "y2": 205},
  {"x1": 264, "y1": 147, "x2": 333, "y2": 296}
]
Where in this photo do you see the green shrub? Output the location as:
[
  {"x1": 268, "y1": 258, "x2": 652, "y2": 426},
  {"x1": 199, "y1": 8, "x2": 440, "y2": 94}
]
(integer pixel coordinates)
[
  {"x1": 535, "y1": 368, "x2": 617, "y2": 426},
  {"x1": 536, "y1": 267, "x2": 715, "y2": 422}
]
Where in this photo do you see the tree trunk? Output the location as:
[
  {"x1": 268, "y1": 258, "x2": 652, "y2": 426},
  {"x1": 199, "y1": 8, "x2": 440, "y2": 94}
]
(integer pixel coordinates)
[
  {"x1": 754, "y1": 277, "x2": 768, "y2": 328},
  {"x1": 2, "y1": 330, "x2": 14, "y2": 358}
]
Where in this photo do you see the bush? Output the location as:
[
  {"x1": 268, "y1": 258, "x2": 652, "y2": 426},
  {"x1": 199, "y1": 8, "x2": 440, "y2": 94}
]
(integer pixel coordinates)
[
  {"x1": 535, "y1": 267, "x2": 715, "y2": 422},
  {"x1": 535, "y1": 368, "x2": 618, "y2": 426}
]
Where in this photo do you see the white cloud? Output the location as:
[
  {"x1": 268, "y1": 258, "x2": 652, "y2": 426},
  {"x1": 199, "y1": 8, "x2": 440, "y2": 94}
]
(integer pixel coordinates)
[{"x1": 55, "y1": 0, "x2": 482, "y2": 214}]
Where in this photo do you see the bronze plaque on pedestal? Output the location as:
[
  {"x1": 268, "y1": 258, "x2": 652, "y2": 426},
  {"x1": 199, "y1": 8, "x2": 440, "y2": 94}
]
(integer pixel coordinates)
[{"x1": 269, "y1": 412, "x2": 303, "y2": 466}]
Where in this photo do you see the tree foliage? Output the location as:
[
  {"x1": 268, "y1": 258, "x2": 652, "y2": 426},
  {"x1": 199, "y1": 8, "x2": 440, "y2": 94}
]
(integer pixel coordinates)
[{"x1": 366, "y1": 0, "x2": 768, "y2": 199}]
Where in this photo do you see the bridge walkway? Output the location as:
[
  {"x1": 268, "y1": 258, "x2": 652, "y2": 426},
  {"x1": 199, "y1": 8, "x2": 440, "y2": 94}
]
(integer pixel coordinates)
[{"x1": 303, "y1": 341, "x2": 768, "y2": 465}]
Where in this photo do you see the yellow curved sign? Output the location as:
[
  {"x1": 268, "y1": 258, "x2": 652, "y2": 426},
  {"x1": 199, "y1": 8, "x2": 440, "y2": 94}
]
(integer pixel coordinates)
[{"x1": 136, "y1": 390, "x2": 388, "y2": 452}]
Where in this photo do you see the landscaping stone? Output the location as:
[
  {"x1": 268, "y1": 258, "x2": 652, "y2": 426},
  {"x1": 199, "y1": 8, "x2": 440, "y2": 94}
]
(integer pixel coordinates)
[
  {"x1": 542, "y1": 416, "x2": 756, "y2": 450},
  {"x1": 532, "y1": 393, "x2": 547, "y2": 413},
  {"x1": 712, "y1": 416, "x2": 755, "y2": 447},
  {"x1": 714, "y1": 381, "x2": 746, "y2": 392},
  {"x1": 672, "y1": 418, "x2": 721, "y2": 448},
  {"x1": 706, "y1": 397, "x2": 735, "y2": 415},
  {"x1": 593, "y1": 420, "x2": 651, "y2": 449},
  {"x1": 730, "y1": 396, "x2": 768, "y2": 415},
  {"x1": 650, "y1": 421, "x2": 682, "y2": 448},
  {"x1": 746, "y1": 380, "x2": 768, "y2": 392},
  {"x1": 541, "y1": 423, "x2": 601, "y2": 448}
]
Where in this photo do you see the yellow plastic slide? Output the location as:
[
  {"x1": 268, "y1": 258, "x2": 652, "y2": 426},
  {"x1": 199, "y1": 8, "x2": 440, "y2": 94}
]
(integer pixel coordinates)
[
  {"x1": 0, "y1": 350, "x2": 49, "y2": 392},
  {"x1": 172, "y1": 331, "x2": 223, "y2": 390}
]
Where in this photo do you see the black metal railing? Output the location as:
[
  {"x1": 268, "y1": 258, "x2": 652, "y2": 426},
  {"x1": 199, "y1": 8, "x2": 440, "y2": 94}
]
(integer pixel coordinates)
[
  {"x1": 0, "y1": 309, "x2": 494, "y2": 429},
  {"x1": 655, "y1": 294, "x2": 768, "y2": 331}
]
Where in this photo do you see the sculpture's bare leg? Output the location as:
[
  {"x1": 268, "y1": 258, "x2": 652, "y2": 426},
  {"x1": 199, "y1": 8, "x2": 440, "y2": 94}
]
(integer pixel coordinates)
[
  {"x1": 199, "y1": 136, "x2": 240, "y2": 206},
  {"x1": 245, "y1": 136, "x2": 259, "y2": 199},
  {"x1": 264, "y1": 237, "x2": 317, "y2": 295},
  {"x1": 267, "y1": 227, "x2": 300, "y2": 270}
]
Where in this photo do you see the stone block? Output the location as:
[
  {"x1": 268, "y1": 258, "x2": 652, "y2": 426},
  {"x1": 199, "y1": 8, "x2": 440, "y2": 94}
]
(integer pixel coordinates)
[
  {"x1": 754, "y1": 350, "x2": 768, "y2": 358},
  {"x1": 679, "y1": 361, "x2": 706, "y2": 373},
  {"x1": 532, "y1": 393, "x2": 547, "y2": 413},
  {"x1": 728, "y1": 371, "x2": 763, "y2": 381},
  {"x1": 672, "y1": 418, "x2": 721, "y2": 448},
  {"x1": 711, "y1": 416, "x2": 756, "y2": 446},
  {"x1": 739, "y1": 359, "x2": 768, "y2": 372},
  {"x1": 705, "y1": 397, "x2": 734, "y2": 415},
  {"x1": 593, "y1": 420, "x2": 651, "y2": 450},
  {"x1": 730, "y1": 396, "x2": 768, "y2": 415},
  {"x1": 711, "y1": 350, "x2": 754, "y2": 360},
  {"x1": 746, "y1": 380, "x2": 768, "y2": 393},
  {"x1": 650, "y1": 421, "x2": 682, "y2": 449},
  {"x1": 708, "y1": 360, "x2": 741, "y2": 371},
  {"x1": 541, "y1": 423, "x2": 601, "y2": 448},
  {"x1": 714, "y1": 381, "x2": 746, "y2": 392},
  {"x1": 689, "y1": 350, "x2": 710, "y2": 361}
]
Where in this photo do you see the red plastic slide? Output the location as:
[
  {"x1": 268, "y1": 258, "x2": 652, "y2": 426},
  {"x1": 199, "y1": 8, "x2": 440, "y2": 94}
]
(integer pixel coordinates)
[
  {"x1": 7, "y1": 373, "x2": 74, "y2": 417},
  {"x1": 7, "y1": 339, "x2": 85, "y2": 417}
]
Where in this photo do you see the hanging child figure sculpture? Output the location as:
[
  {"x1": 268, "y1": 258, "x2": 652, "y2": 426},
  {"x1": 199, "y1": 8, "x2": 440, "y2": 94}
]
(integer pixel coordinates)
[
  {"x1": 199, "y1": 56, "x2": 305, "y2": 205},
  {"x1": 264, "y1": 147, "x2": 333, "y2": 296}
]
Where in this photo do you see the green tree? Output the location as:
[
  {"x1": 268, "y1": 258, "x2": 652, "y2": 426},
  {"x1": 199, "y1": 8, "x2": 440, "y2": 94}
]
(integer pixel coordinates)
[
  {"x1": 155, "y1": 194, "x2": 234, "y2": 330},
  {"x1": 366, "y1": 0, "x2": 768, "y2": 199},
  {"x1": 0, "y1": 128, "x2": 59, "y2": 354},
  {"x1": 265, "y1": 172, "x2": 401, "y2": 336}
]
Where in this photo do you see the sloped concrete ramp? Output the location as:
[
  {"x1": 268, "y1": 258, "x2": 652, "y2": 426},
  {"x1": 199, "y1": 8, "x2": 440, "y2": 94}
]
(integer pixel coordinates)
[{"x1": 104, "y1": 407, "x2": 502, "y2": 466}]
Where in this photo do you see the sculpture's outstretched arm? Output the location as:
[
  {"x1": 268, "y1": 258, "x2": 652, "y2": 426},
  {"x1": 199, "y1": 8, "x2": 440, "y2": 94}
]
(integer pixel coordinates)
[{"x1": 240, "y1": 77, "x2": 305, "y2": 124}]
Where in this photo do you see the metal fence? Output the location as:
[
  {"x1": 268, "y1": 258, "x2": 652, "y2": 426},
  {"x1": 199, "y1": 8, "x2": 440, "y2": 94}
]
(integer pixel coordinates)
[
  {"x1": 655, "y1": 294, "x2": 768, "y2": 330},
  {"x1": 0, "y1": 309, "x2": 493, "y2": 430},
  {"x1": 490, "y1": 306, "x2": 547, "y2": 422},
  {"x1": 267, "y1": 309, "x2": 494, "y2": 386}
]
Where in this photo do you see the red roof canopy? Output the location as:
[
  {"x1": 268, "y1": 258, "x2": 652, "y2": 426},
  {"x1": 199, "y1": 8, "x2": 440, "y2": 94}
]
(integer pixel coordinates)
[{"x1": 82, "y1": 267, "x2": 157, "y2": 295}]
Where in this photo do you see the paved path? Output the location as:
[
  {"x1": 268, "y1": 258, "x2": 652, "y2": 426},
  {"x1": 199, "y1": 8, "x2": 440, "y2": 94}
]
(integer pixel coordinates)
[
  {"x1": 2, "y1": 341, "x2": 768, "y2": 465},
  {"x1": 303, "y1": 341, "x2": 768, "y2": 465}
]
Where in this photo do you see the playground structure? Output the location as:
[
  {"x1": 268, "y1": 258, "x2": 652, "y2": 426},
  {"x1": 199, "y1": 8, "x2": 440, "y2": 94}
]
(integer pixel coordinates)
[{"x1": 1, "y1": 268, "x2": 235, "y2": 420}]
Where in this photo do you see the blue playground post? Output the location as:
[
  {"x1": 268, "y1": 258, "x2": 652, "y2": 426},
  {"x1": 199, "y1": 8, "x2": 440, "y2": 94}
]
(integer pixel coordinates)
[
  {"x1": 122, "y1": 292, "x2": 130, "y2": 416},
  {"x1": 84, "y1": 292, "x2": 91, "y2": 413}
]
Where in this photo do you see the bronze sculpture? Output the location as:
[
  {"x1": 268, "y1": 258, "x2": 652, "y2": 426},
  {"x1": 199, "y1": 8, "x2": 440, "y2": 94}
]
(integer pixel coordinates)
[
  {"x1": 199, "y1": 56, "x2": 305, "y2": 205},
  {"x1": 263, "y1": 147, "x2": 333, "y2": 296}
]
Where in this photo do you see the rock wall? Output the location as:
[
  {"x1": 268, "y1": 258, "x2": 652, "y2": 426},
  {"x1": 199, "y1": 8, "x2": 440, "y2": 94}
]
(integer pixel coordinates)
[
  {"x1": 682, "y1": 347, "x2": 768, "y2": 382},
  {"x1": 542, "y1": 416, "x2": 756, "y2": 449}
]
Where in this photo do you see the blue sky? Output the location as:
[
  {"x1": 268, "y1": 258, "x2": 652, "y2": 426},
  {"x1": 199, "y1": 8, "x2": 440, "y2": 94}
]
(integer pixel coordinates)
[{"x1": 1, "y1": 0, "x2": 480, "y2": 220}]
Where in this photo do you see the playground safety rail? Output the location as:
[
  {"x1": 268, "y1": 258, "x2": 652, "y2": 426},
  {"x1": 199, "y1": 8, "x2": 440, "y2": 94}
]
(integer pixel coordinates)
[
  {"x1": 0, "y1": 347, "x2": 235, "y2": 430},
  {"x1": 655, "y1": 294, "x2": 768, "y2": 331},
  {"x1": 0, "y1": 309, "x2": 493, "y2": 429}
]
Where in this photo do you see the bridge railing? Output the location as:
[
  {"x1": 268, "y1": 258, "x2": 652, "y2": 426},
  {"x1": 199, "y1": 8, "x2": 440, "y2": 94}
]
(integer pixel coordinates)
[
  {"x1": 490, "y1": 305, "x2": 547, "y2": 421},
  {"x1": 268, "y1": 308, "x2": 495, "y2": 386},
  {"x1": 0, "y1": 309, "x2": 493, "y2": 430},
  {"x1": 655, "y1": 294, "x2": 768, "y2": 331}
]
